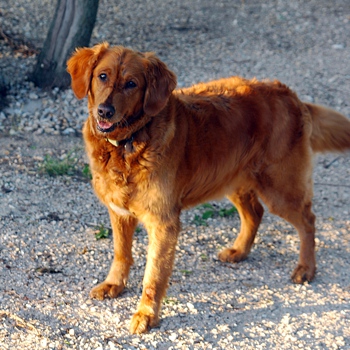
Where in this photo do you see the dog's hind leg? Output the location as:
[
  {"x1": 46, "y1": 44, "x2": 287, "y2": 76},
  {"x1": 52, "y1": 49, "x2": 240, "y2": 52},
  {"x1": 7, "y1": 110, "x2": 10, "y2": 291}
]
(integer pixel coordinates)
[
  {"x1": 264, "y1": 195, "x2": 316, "y2": 283},
  {"x1": 289, "y1": 202, "x2": 316, "y2": 283},
  {"x1": 256, "y1": 170, "x2": 316, "y2": 284},
  {"x1": 218, "y1": 190, "x2": 264, "y2": 263}
]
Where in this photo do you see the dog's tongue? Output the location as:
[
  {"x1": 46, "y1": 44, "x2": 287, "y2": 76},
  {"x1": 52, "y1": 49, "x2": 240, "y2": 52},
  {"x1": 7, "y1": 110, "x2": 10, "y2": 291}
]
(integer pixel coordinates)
[{"x1": 98, "y1": 120, "x2": 113, "y2": 130}]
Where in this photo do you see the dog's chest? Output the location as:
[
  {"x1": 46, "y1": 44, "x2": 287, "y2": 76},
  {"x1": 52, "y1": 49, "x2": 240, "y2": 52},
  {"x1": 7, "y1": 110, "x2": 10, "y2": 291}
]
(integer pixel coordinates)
[
  {"x1": 92, "y1": 171, "x2": 138, "y2": 217},
  {"x1": 91, "y1": 150, "x2": 151, "y2": 213}
]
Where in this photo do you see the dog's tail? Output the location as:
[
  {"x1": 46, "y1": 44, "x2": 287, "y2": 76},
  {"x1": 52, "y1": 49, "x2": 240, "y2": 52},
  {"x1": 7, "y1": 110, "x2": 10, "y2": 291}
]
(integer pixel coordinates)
[{"x1": 306, "y1": 103, "x2": 350, "y2": 153}]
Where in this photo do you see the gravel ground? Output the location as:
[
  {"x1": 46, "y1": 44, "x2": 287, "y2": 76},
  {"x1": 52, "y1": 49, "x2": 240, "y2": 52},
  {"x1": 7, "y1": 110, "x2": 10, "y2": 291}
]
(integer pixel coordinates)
[{"x1": 1, "y1": 0, "x2": 350, "y2": 349}]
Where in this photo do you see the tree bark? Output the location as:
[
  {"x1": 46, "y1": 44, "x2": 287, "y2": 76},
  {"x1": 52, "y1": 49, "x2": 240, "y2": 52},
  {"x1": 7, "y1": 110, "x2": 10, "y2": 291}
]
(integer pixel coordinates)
[
  {"x1": 0, "y1": 73, "x2": 7, "y2": 110},
  {"x1": 31, "y1": 0, "x2": 99, "y2": 89}
]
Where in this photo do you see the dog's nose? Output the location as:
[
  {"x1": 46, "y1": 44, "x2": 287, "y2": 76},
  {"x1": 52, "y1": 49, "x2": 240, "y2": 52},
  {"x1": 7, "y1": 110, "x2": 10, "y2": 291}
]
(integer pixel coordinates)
[{"x1": 98, "y1": 103, "x2": 115, "y2": 119}]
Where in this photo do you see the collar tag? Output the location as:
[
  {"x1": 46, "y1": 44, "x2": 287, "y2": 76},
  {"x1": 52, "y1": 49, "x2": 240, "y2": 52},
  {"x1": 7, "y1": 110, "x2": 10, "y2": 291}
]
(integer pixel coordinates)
[{"x1": 105, "y1": 138, "x2": 119, "y2": 147}]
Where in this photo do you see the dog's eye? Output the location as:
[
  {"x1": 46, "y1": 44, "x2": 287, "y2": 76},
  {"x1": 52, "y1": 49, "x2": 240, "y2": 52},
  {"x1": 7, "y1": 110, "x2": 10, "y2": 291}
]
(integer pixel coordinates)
[
  {"x1": 99, "y1": 73, "x2": 107, "y2": 82},
  {"x1": 125, "y1": 81, "x2": 137, "y2": 89}
]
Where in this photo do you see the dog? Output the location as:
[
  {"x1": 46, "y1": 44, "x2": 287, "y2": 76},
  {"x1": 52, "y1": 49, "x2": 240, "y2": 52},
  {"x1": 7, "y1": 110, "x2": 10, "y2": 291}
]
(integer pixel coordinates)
[{"x1": 67, "y1": 42, "x2": 350, "y2": 333}]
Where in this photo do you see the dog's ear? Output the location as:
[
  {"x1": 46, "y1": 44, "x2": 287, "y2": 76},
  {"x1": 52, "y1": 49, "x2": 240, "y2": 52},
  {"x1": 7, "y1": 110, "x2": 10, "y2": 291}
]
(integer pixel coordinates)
[
  {"x1": 143, "y1": 53, "x2": 177, "y2": 116},
  {"x1": 66, "y1": 42, "x2": 109, "y2": 99}
]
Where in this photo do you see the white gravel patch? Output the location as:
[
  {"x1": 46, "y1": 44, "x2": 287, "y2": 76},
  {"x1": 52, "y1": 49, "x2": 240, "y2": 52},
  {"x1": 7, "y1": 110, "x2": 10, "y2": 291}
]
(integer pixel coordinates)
[{"x1": 0, "y1": 0, "x2": 350, "y2": 349}]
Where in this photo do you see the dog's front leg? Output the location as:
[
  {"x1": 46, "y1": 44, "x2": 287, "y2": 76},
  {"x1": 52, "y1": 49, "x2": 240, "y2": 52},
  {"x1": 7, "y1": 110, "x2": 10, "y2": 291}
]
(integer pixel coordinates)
[
  {"x1": 130, "y1": 213, "x2": 180, "y2": 334},
  {"x1": 90, "y1": 209, "x2": 138, "y2": 300}
]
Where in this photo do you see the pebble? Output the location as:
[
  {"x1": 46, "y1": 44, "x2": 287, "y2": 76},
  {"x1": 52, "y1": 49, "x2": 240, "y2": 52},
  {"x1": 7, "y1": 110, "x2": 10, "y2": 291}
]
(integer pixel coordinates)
[
  {"x1": 29, "y1": 92, "x2": 39, "y2": 100},
  {"x1": 332, "y1": 44, "x2": 345, "y2": 50},
  {"x1": 62, "y1": 127, "x2": 76, "y2": 135},
  {"x1": 169, "y1": 333, "x2": 178, "y2": 341}
]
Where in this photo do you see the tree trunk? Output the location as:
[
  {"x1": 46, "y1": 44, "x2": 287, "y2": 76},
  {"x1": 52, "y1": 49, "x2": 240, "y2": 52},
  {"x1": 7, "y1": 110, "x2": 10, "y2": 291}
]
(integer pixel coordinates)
[
  {"x1": 0, "y1": 72, "x2": 8, "y2": 110},
  {"x1": 31, "y1": 0, "x2": 99, "y2": 89}
]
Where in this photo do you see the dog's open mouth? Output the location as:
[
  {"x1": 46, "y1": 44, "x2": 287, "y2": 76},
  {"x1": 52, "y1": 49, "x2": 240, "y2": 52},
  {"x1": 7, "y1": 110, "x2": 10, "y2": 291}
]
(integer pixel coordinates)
[
  {"x1": 96, "y1": 109, "x2": 144, "y2": 134},
  {"x1": 97, "y1": 120, "x2": 117, "y2": 133}
]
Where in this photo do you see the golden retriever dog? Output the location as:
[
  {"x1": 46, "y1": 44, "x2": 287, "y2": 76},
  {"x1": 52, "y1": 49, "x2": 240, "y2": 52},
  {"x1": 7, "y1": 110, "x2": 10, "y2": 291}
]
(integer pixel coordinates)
[{"x1": 67, "y1": 42, "x2": 350, "y2": 333}]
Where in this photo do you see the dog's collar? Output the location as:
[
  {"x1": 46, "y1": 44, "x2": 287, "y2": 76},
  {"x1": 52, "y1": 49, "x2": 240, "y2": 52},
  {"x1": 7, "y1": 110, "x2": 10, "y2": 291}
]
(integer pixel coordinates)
[
  {"x1": 103, "y1": 109, "x2": 145, "y2": 149},
  {"x1": 105, "y1": 135, "x2": 134, "y2": 152}
]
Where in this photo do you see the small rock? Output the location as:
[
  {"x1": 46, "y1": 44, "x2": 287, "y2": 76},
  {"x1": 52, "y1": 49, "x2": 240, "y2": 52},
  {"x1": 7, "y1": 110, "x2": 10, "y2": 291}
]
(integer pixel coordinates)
[
  {"x1": 186, "y1": 302, "x2": 195, "y2": 310},
  {"x1": 29, "y1": 92, "x2": 39, "y2": 100},
  {"x1": 332, "y1": 44, "x2": 345, "y2": 50},
  {"x1": 62, "y1": 127, "x2": 76, "y2": 135}
]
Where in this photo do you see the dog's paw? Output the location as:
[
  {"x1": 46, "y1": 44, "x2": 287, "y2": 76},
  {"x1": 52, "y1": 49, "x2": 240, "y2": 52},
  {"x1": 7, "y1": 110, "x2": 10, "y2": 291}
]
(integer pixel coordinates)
[
  {"x1": 291, "y1": 265, "x2": 316, "y2": 284},
  {"x1": 89, "y1": 282, "x2": 124, "y2": 300},
  {"x1": 218, "y1": 247, "x2": 247, "y2": 263},
  {"x1": 130, "y1": 311, "x2": 158, "y2": 334}
]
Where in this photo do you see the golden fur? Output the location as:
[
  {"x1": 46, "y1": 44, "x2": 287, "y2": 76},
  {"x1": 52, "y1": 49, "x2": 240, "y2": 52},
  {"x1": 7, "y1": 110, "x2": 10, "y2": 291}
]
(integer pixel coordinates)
[{"x1": 67, "y1": 42, "x2": 350, "y2": 334}]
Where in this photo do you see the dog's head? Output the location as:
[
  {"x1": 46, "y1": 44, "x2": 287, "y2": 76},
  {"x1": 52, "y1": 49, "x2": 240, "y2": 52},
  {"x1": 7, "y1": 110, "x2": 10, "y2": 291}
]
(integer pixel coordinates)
[{"x1": 67, "y1": 42, "x2": 177, "y2": 137}]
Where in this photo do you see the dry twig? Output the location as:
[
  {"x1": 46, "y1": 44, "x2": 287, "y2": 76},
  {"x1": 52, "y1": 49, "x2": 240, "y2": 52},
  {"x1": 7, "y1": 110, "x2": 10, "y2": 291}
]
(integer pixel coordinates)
[
  {"x1": 0, "y1": 310, "x2": 41, "y2": 336},
  {"x1": 0, "y1": 26, "x2": 38, "y2": 56}
]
